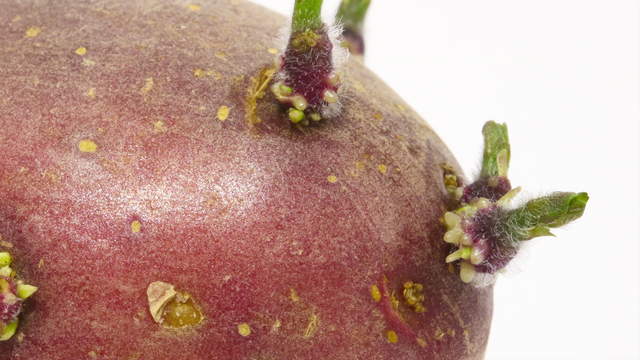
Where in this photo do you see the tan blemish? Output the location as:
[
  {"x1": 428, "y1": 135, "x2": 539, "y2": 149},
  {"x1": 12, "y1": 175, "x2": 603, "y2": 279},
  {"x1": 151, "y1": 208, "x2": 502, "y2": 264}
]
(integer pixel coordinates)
[
  {"x1": 0, "y1": 236, "x2": 13, "y2": 248},
  {"x1": 237, "y1": 323, "x2": 252, "y2": 337},
  {"x1": 86, "y1": 87, "x2": 96, "y2": 99},
  {"x1": 42, "y1": 169, "x2": 60, "y2": 183},
  {"x1": 146, "y1": 281, "x2": 203, "y2": 329},
  {"x1": 377, "y1": 164, "x2": 388, "y2": 174},
  {"x1": 267, "y1": 48, "x2": 278, "y2": 55},
  {"x1": 271, "y1": 319, "x2": 281, "y2": 332},
  {"x1": 355, "y1": 161, "x2": 366, "y2": 171},
  {"x1": 130, "y1": 220, "x2": 142, "y2": 233},
  {"x1": 11, "y1": 15, "x2": 22, "y2": 23},
  {"x1": 352, "y1": 80, "x2": 366, "y2": 93},
  {"x1": 193, "y1": 68, "x2": 221, "y2": 79},
  {"x1": 16, "y1": 332, "x2": 24, "y2": 343},
  {"x1": 75, "y1": 47, "x2": 87, "y2": 56},
  {"x1": 435, "y1": 328, "x2": 446, "y2": 340},
  {"x1": 390, "y1": 290, "x2": 400, "y2": 311},
  {"x1": 402, "y1": 281, "x2": 426, "y2": 313},
  {"x1": 88, "y1": 351, "x2": 98, "y2": 359},
  {"x1": 327, "y1": 175, "x2": 338, "y2": 183},
  {"x1": 24, "y1": 26, "x2": 42, "y2": 38},
  {"x1": 395, "y1": 103, "x2": 406, "y2": 112},
  {"x1": 82, "y1": 58, "x2": 96, "y2": 67},
  {"x1": 37, "y1": 259, "x2": 45, "y2": 269},
  {"x1": 289, "y1": 288, "x2": 300, "y2": 303},
  {"x1": 417, "y1": 337, "x2": 428, "y2": 348},
  {"x1": 214, "y1": 51, "x2": 227, "y2": 60},
  {"x1": 245, "y1": 66, "x2": 276, "y2": 124},
  {"x1": 186, "y1": 3, "x2": 201, "y2": 11},
  {"x1": 140, "y1": 77, "x2": 154, "y2": 94},
  {"x1": 373, "y1": 113, "x2": 383, "y2": 121},
  {"x1": 442, "y1": 294, "x2": 473, "y2": 354},
  {"x1": 78, "y1": 139, "x2": 98, "y2": 153},
  {"x1": 370, "y1": 284, "x2": 381, "y2": 302},
  {"x1": 386, "y1": 330, "x2": 398, "y2": 343},
  {"x1": 303, "y1": 314, "x2": 319, "y2": 339},
  {"x1": 217, "y1": 105, "x2": 230, "y2": 121},
  {"x1": 153, "y1": 120, "x2": 168, "y2": 133}
]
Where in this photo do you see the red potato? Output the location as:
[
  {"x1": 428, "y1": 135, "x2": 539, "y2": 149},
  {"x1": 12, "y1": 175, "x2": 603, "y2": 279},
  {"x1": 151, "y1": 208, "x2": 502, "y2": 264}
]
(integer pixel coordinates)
[{"x1": 0, "y1": 0, "x2": 587, "y2": 359}]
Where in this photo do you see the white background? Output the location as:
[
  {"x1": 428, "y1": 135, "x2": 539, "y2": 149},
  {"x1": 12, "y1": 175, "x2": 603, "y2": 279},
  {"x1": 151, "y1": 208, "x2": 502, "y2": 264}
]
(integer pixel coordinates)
[{"x1": 251, "y1": 1, "x2": 640, "y2": 359}]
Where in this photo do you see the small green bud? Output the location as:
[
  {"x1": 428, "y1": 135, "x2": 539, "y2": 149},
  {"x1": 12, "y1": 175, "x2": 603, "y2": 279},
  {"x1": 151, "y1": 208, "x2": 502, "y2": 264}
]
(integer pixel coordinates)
[
  {"x1": 0, "y1": 320, "x2": 18, "y2": 341},
  {"x1": 291, "y1": 95, "x2": 308, "y2": 111},
  {"x1": 0, "y1": 266, "x2": 12, "y2": 277},
  {"x1": 280, "y1": 84, "x2": 293, "y2": 96},
  {"x1": 17, "y1": 283, "x2": 38, "y2": 299},
  {"x1": 288, "y1": 108, "x2": 305, "y2": 123},
  {"x1": 0, "y1": 252, "x2": 12, "y2": 267}
]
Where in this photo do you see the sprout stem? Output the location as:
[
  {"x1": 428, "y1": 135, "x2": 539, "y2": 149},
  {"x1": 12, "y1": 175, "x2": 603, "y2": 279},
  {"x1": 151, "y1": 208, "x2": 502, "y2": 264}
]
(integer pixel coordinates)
[
  {"x1": 504, "y1": 192, "x2": 589, "y2": 241},
  {"x1": 292, "y1": 0, "x2": 324, "y2": 33},
  {"x1": 336, "y1": 0, "x2": 371, "y2": 32},
  {"x1": 480, "y1": 121, "x2": 510, "y2": 178}
]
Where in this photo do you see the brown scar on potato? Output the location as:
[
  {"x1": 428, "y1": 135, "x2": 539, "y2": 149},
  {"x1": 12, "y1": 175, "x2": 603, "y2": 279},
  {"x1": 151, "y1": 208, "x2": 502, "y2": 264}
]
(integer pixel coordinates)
[{"x1": 147, "y1": 281, "x2": 204, "y2": 329}]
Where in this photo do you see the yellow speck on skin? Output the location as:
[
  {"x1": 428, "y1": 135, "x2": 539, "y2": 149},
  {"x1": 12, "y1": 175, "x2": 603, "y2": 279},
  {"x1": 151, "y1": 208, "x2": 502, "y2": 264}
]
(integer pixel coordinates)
[
  {"x1": 289, "y1": 288, "x2": 300, "y2": 302},
  {"x1": 153, "y1": 120, "x2": 167, "y2": 133},
  {"x1": 82, "y1": 58, "x2": 96, "y2": 66},
  {"x1": 130, "y1": 220, "x2": 142, "y2": 233},
  {"x1": 193, "y1": 68, "x2": 221, "y2": 79},
  {"x1": 370, "y1": 285, "x2": 382, "y2": 302},
  {"x1": 395, "y1": 103, "x2": 406, "y2": 112},
  {"x1": 386, "y1": 330, "x2": 398, "y2": 343},
  {"x1": 187, "y1": 3, "x2": 201, "y2": 11},
  {"x1": 140, "y1": 77, "x2": 154, "y2": 94},
  {"x1": 303, "y1": 314, "x2": 319, "y2": 339},
  {"x1": 327, "y1": 175, "x2": 338, "y2": 184},
  {"x1": 417, "y1": 337, "x2": 428, "y2": 348},
  {"x1": 75, "y1": 47, "x2": 87, "y2": 56},
  {"x1": 377, "y1": 164, "x2": 388, "y2": 174},
  {"x1": 86, "y1": 87, "x2": 96, "y2": 99},
  {"x1": 88, "y1": 351, "x2": 98, "y2": 359},
  {"x1": 214, "y1": 51, "x2": 227, "y2": 60},
  {"x1": 24, "y1": 26, "x2": 41, "y2": 38},
  {"x1": 373, "y1": 113, "x2": 383, "y2": 121},
  {"x1": 11, "y1": 15, "x2": 22, "y2": 23},
  {"x1": 217, "y1": 105, "x2": 230, "y2": 121},
  {"x1": 237, "y1": 323, "x2": 252, "y2": 337},
  {"x1": 193, "y1": 68, "x2": 207, "y2": 78},
  {"x1": 78, "y1": 139, "x2": 98, "y2": 153},
  {"x1": 271, "y1": 319, "x2": 281, "y2": 332},
  {"x1": 267, "y1": 48, "x2": 278, "y2": 55}
]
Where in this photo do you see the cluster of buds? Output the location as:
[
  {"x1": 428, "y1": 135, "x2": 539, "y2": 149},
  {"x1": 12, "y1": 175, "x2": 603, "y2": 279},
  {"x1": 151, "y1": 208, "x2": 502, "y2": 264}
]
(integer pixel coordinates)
[
  {"x1": 272, "y1": 0, "x2": 365, "y2": 125},
  {"x1": 0, "y1": 252, "x2": 38, "y2": 341},
  {"x1": 441, "y1": 122, "x2": 588, "y2": 286}
]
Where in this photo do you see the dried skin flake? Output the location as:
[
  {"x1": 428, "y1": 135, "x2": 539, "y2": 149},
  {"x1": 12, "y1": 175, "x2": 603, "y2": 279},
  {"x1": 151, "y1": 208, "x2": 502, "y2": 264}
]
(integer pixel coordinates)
[{"x1": 147, "y1": 281, "x2": 177, "y2": 323}]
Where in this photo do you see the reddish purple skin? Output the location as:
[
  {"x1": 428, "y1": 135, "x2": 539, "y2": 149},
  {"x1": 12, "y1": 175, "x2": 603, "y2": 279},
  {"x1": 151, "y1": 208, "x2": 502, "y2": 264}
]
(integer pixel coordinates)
[
  {"x1": 0, "y1": 0, "x2": 492, "y2": 359},
  {"x1": 281, "y1": 26, "x2": 338, "y2": 110}
]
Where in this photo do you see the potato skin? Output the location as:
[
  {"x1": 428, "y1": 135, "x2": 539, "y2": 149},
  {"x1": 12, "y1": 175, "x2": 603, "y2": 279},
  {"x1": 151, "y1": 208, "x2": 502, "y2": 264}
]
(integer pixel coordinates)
[{"x1": 0, "y1": 1, "x2": 492, "y2": 359}]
